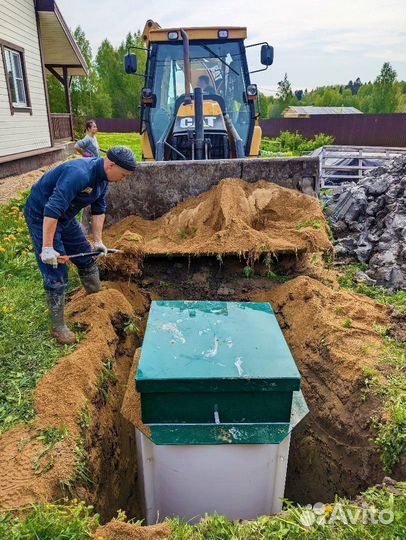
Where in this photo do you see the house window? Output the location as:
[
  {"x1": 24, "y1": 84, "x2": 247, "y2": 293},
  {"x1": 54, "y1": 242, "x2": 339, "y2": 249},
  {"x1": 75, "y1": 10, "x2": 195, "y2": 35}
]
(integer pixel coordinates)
[
  {"x1": 0, "y1": 40, "x2": 31, "y2": 114},
  {"x1": 5, "y1": 48, "x2": 27, "y2": 106}
]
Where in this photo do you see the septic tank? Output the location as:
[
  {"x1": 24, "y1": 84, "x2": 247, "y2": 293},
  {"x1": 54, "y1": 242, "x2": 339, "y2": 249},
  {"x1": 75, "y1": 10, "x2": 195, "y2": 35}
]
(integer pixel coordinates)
[{"x1": 135, "y1": 300, "x2": 308, "y2": 523}]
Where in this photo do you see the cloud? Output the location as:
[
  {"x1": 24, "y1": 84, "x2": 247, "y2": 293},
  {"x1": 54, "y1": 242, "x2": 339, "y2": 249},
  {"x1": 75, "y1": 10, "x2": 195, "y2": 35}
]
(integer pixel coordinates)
[{"x1": 57, "y1": 0, "x2": 406, "y2": 87}]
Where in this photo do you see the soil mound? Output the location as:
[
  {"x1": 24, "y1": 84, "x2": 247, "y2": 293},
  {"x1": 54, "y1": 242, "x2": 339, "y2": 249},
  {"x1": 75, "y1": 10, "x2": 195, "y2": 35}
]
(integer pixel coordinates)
[
  {"x1": 0, "y1": 288, "x2": 135, "y2": 511},
  {"x1": 103, "y1": 179, "x2": 332, "y2": 264},
  {"x1": 252, "y1": 276, "x2": 396, "y2": 501}
]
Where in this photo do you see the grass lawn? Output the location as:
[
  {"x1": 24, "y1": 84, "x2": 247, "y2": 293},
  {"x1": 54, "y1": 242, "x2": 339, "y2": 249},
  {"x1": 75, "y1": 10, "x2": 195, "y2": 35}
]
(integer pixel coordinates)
[
  {"x1": 96, "y1": 132, "x2": 142, "y2": 161},
  {"x1": 0, "y1": 194, "x2": 79, "y2": 434},
  {"x1": 0, "y1": 483, "x2": 404, "y2": 539}
]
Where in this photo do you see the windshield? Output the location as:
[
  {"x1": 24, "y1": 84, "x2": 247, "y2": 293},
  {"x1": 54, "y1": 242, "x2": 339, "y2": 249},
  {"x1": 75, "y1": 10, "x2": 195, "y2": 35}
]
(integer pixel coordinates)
[{"x1": 148, "y1": 40, "x2": 252, "y2": 150}]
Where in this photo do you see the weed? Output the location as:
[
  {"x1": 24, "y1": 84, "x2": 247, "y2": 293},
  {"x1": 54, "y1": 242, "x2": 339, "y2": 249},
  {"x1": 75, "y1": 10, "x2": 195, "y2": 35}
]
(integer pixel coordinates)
[
  {"x1": 97, "y1": 360, "x2": 118, "y2": 402},
  {"x1": 295, "y1": 219, "x2": 322, "y2": 230},
  {"x1": 266, "y1": 270, "x2": 289, "y2": 283},
  {"x1": 123, "y1": 317, "x2": 140, "y2": 335},
  {"x1": 342, "y1": 318, "x2": 352, "y2": 328},
  {"x1": 243, "y1": 265, "x2": 254, "y2": 278},
  {"x1": 78, "y1": 405, "x2": 91, "y2": 432},
  {"x1": 373, "y1": 324, "x2": 390, "y2": 337},
  {"x1": 335, "y1": 306, "x2": 344, "y2": 316},
  {"x1": 18, "y1": 426, "x2": 70, "y2": 476},
  {"x1": 179, "y1": 226, "x2": 197, "y2": 240}
]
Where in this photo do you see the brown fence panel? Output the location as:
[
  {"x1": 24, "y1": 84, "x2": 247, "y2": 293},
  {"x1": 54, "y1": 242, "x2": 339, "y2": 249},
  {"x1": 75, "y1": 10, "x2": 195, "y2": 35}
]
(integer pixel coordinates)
[
  {"x1": 261, "y1": 114, "x2": 406, "y2": 147},
  {"x1": 92, "y1": 114, "x2": 406, "y2": 147},
  {"x1": 93, "y1": 118, "x2": 140, "y2": 133}
]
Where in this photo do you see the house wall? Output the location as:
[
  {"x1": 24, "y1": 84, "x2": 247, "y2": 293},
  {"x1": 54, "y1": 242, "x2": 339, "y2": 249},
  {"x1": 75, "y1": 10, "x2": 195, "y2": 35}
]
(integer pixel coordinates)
[{"x1": 0, "y1": 0, "x2": 51, "y2": 158}]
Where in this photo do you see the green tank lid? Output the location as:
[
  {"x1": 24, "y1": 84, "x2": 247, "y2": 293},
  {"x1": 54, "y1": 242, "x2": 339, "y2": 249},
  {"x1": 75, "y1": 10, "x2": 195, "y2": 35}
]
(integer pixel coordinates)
[{"x1": 137, "y1": 300, "x2": 301, "y2": 393}]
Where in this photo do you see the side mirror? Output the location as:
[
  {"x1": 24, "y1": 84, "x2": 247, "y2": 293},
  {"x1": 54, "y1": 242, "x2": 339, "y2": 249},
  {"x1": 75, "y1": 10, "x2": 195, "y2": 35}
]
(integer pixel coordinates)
[
  {"x1": 124, "y1": 53, "x2": 137, "y2": 74},
  {"x1": 261, "y1": 44, "x2": 274, "y2": 66}
]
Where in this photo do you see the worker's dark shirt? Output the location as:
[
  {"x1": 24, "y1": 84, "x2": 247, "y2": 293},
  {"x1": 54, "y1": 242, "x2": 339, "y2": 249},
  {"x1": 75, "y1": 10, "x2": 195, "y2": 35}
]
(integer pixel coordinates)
[{"x1": 28, "y1": 157, "x2": 108, "y2": 224}]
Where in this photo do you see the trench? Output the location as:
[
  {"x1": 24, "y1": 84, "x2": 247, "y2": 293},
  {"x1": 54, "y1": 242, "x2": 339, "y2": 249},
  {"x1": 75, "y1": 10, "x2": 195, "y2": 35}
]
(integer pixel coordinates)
[{"x1": 81, "y1": 255, "x2": 395, "y2": 523}]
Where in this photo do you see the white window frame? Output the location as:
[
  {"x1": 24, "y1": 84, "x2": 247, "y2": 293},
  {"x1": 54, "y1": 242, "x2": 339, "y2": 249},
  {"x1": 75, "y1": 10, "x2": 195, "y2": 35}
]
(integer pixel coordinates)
[{"x1": 5, "y1": 47, "x2": 28, "y2": 107}]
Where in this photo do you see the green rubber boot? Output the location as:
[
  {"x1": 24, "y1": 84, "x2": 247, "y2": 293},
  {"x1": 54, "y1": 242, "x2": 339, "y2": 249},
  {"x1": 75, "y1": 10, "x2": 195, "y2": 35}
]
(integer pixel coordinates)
[
  {"x1": 46, "y1": 290, "x2": 76, "y2": 345},
  {"x1": 78, "y1": 263, "x2": 102, "y2": 294}
]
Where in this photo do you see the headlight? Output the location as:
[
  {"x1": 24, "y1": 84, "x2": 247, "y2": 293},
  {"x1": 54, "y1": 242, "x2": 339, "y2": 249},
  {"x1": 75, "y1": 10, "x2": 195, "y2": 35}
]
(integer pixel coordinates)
[
  {"x1": 168, "y1": 31, "x2": 179, "y2": 40},
  {"x1": 247, "y1": 84, "x2": 258, "y2": 96},
  {"x1": 218, "y1": 30, "x2": 229, "y2": 38}
]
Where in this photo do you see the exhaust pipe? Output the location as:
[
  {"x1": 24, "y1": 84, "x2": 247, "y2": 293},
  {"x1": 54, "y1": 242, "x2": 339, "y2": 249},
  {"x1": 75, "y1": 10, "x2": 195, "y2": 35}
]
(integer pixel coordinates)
[
  {"x1": 194, "y1": 86, "x2": 204, "y2": 160},
  {"x1": 180, "y1": 29, "x2": 192, "y2": 105}
]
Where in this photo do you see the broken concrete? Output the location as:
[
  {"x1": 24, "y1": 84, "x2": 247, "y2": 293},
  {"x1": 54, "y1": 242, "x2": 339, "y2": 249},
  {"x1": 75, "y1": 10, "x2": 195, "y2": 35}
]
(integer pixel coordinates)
[{"x1": 330, "y1": 156, "x2": 406, "y2": 290}]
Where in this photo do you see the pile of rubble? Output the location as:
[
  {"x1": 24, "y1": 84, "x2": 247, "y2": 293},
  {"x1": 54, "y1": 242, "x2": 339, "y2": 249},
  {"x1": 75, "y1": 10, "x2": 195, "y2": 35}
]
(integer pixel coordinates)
[{"x1": 330, "y1": 155, "x2": 406, "y2": 290}]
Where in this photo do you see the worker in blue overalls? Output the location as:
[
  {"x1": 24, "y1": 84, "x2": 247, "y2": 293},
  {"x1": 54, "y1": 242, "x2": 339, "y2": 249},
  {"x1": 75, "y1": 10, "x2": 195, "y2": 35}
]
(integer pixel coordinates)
[{"x1": 24, "y1": 146, "x2": 136, "y2": 345}]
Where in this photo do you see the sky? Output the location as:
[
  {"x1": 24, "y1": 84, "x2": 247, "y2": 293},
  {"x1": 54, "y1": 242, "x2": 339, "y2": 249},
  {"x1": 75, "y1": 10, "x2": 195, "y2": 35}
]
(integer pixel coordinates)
[{"x1": 58, "y1": 0, "x2": 406, "y2": 95}]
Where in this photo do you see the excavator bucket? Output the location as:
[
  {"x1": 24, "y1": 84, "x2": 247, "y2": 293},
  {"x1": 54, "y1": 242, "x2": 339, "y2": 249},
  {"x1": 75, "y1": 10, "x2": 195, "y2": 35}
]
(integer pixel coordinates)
[{"x1": 104, "y1": 156, "x2": 320, "y2": 226}]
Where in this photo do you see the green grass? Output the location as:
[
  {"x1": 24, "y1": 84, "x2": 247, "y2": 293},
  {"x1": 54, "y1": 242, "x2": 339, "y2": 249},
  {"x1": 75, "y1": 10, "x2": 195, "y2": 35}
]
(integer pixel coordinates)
[
  {"x1": 0, "y1": 500, "x2": 99, "y2": 540},
  {"x1": 0, "y1": 483, "x2": 403, "y2": 540},
  {"x1": 96, "y1": 132, "x2": 142, "y2": 161},
  {"x1": 295, "y1": 219, "x2": 322, "y2": 230},
  {"x1": 0, "y1": 194, "x2": 80, "y2": 434},
  {"x1": 338, "y1": 263, "x2": 406, "y2": 315}
]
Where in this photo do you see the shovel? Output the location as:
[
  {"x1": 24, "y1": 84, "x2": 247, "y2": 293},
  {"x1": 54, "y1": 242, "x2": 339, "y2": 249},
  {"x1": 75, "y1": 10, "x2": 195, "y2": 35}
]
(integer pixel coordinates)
[{"x1": 57, "y1": 248, "x2": 123, "y2": 264}]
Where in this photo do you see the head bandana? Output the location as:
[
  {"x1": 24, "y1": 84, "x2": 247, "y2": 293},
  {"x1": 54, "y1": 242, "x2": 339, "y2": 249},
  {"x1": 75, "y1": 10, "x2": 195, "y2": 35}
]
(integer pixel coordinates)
[{"x1": 106, "y1": 146, "x2": 136, "y2": 171}]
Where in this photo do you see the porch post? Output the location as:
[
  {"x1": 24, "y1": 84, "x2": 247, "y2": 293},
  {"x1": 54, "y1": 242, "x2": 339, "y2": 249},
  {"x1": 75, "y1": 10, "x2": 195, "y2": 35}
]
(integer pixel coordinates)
[{"x1": 62, "y1": 66, "x2": 74, "y2": 141}]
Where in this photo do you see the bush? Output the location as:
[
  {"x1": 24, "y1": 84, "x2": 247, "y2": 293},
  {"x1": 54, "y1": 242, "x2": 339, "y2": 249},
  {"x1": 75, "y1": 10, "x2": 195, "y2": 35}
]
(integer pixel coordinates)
[{"x1": 261, "y1": 131, "x2": 335, "y2": 156}]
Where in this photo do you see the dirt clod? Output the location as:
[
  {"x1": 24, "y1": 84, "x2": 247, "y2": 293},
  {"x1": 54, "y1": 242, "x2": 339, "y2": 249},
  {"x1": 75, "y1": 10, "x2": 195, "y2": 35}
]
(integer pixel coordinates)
[{"x1": 94, "y1": 521, "x2": 170, "y2": 540}]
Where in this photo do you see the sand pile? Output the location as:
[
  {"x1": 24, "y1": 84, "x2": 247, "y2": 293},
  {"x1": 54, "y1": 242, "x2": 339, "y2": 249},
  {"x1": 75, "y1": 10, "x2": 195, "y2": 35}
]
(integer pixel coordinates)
[
  {"x1": 103, "y1": 179, "x2": 332, "y2": 264},
  {"x1": 94, "y1": 521, "x2": 170, "y2": 540},
  {"x1": 252, "y1": 276, "x2": 397, "y2": 501},
  {"x1": 0, "y1": 288, "x2": 136, "y2": 511}
]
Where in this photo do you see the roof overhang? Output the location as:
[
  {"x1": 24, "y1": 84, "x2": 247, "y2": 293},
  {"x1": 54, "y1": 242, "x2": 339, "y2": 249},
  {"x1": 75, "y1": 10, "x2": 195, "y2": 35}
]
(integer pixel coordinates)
[{"x1": 35, "y1": 0, "x2": 88, "y2": 77}]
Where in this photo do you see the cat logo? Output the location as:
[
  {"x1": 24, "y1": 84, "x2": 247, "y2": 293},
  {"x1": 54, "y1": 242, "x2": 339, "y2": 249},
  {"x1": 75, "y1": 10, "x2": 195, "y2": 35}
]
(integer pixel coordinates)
[
  {"x1": 179, "y1": 116, "x2": 217, "y2": 129},
  {"x1": 82, "y1": 187, "x2": 93, "y2": 194}
]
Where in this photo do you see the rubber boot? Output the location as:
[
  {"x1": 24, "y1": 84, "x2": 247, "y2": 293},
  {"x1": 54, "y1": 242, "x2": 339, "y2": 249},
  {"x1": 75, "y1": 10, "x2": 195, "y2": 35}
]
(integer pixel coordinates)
[
  {"x1": 78, "y1": 263, "x2": 102, "y2": 294},
  {"x1": 46, "y1": 290, "x2": 76, "y2": 345}
]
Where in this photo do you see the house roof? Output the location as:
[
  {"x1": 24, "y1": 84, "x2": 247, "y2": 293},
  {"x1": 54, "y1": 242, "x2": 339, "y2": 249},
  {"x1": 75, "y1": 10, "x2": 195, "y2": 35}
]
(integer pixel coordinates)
[
  {"x1": 35, "y1": 0, "x2": 88, "y2": 77},
  {"x1": 283, "y1": 106, "x2": 363, "y2": 116}
]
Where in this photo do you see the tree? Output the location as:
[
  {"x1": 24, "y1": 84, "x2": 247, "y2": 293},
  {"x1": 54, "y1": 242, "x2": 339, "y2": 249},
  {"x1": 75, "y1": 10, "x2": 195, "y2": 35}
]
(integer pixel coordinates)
[
  {"x1": 371, "y1": 62, "x2": 399, "y2": 113},
  {"x1": 70, "y1": 26, "x2": 98, "y2": 117},
  {"x1": 294, "y1": 89, "x2": 304, "y2": 101},
  {"x1": 276, "y1": 73, "x2": 293, "y2": 102}
]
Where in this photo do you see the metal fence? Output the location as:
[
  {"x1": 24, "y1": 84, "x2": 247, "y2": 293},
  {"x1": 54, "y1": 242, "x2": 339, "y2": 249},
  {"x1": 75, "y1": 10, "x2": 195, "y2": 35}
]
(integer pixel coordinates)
[
  {"x1": 90, "y1": 113, "x2": 406, "y2": 148},
  {"x1": 261, "y1": 114, "x2": 406, "y2": 147},
  {"x1": 317, "y1": 145, "x2": 406, "y2": 189}
]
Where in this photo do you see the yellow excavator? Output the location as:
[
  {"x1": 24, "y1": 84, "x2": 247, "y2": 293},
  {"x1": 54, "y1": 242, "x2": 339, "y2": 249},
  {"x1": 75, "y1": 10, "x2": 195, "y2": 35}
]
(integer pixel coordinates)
[
  {"x1": 124, "y1": 20, "x2": 274, "y2": 161},
  {"x1": 99, "y1": 21, "x2": 318, "y2": 226}
]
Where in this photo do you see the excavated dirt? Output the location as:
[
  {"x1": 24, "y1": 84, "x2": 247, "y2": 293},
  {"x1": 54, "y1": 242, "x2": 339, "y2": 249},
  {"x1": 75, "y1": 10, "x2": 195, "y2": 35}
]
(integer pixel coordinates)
[
  {"x1": 102, "y1": 179, "x2": 332, "y2": 272},
  {"x1": 0, "y1": 288, "x2": 141, "y2": 514},
  {"x1": 94, "y1": 521, "x2": 170, "y2": 540},
  {"x1": 252, "y1": 275, "x2": 398, "y2": 502}
]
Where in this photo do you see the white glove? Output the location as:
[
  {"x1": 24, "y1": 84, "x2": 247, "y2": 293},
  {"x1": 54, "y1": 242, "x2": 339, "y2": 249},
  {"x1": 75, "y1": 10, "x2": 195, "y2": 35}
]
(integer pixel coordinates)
[
  {"x1": 94, "y1": 240, "x2": 108, "y2": 255},
  {"x1": 40, "y1": 247, "x2": 60, "y2": 268}
]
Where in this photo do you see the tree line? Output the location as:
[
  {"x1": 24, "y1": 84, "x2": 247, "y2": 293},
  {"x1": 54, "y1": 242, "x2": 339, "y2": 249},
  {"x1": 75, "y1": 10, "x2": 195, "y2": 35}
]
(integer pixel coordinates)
[
  {"x1": 259, "y1": 63, "x2": 406, "y2": 118},
  {"x1": 47, "y1": 26, "x2": 405, "y2": 120}
]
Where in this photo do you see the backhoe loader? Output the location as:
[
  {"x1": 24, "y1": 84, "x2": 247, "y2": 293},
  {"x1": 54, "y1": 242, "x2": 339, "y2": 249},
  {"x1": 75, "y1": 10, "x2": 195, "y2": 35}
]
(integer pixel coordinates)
[{"x1": 99, "y1": 20, "x2": 320, "y2": 226}]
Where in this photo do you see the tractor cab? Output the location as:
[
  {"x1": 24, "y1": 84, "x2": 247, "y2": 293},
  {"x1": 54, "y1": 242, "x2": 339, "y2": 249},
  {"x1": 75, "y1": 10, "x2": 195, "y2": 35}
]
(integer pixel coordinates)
[{"x1": 125, "y1": 21, "x2": 273, "y2": 161}]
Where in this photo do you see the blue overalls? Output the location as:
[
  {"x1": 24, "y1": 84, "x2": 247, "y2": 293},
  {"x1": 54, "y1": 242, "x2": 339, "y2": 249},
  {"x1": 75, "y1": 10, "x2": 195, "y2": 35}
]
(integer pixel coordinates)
[{"x1": 24, "y1": 158, "x2": 109, "y2": 293}]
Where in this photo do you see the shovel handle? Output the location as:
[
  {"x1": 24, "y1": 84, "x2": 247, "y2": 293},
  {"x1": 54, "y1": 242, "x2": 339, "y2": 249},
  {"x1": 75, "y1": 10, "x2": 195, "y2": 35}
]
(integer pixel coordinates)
[{"x1": 57, "y1": 248, "x2": 122, "y2": 264}]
